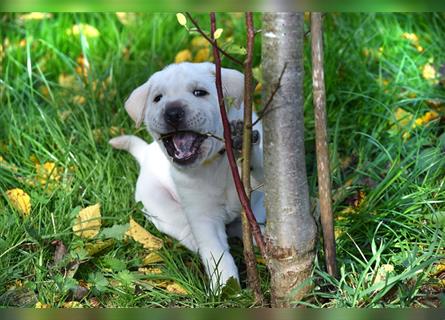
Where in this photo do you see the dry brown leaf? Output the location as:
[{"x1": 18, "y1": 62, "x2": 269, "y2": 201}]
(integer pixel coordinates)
[
  {"x1": 73, "y1": 203, "x2": 101, "y2": 239},
  {"x1": 126, "y1": 218, "x2": 163, "y2": 250},
  {"x1": 6, "y1": 188, "x2": 31, "y2": 216}
]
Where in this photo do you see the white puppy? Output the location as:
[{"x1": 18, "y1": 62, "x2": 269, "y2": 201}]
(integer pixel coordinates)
[{"x1": 110, "y1": 62, "x2": 265, "y2": 290}]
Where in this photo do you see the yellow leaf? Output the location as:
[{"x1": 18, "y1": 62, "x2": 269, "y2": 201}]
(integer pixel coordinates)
[
  {"x1": 373, "y1": 264, "x2": 394, "y2": 285},
  {"x1": 66, "y1": 23, "x2": 100, "y2": 38},
  {"x1": 256, "y1": 256, "x2": 266, "y2": 265},
  {"x1": 6, "y1": 188, "x2": 31, "y2": 216},
  {"x1": 58, "y1": 73, "x2": 81, "y2": 90},
  {"x1": 115, "y1": 12, "x2": 137, "y2": 25},
  {"x1": 394, "y1": 108, "x2": 413, "y2": 128},
  {"x1": 138, "y1": 267, "x2": 162, "y2": 275},
  {"x1": 422, "y1": 63, "x2": 437, "y2": 80},
  {"x1": 176, "y1": 13, "x2": 187, "y2": 26},
  {"x1": 142, "y1": 252, "x2": 163, "y2": 265},
  {"x1": 19, "y1": 12, "x2": 52, "y2": 21},
  {"x1": 85, "y1": 239, "x2": 115, "y2": 256},
  {"x1": 35, "y1": 302, "x2": 51, "y2": 308},
  {"x1": 165, "y1": 282, "x2": 188, "y2": 295},
  {"x1": 72, "y1": 95, "x2": 86, "y2": 105},
  {"x1": 126, "y1": 218, "x2": 163, "y2": 250},
  {"x1": 213, "y1": 28, "x2": 223, "y2": 40},
  {"x1": 194, "y1": 48, "x2": 211, "y2": 63},
  {"x1": 401, "y1": 32, "x2": 419, "y2": 44},
  {"x1": 73, "y1": 204, "x2": 102, "y2": 239},
  {"x1": 62, "y1": 301, "x2": 83, "y2": 308},
  {"x1": 174, "y1": 49, "x2": 192, "y2": 63},
  {"x1": 191, "y1": 36, "x2": 209, "y2": 48}
]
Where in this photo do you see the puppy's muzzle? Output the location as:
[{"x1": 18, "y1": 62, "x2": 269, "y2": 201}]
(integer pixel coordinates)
[{"x1": 164, "y1": 103, "x2": 185, "y2": 128}]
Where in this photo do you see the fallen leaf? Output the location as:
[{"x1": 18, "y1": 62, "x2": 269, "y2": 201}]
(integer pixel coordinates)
[
  {"x1": 142, "y1": 252, "x2": 163, "y2": 265},
  {"x1": 126, "y1": 218, "x2": 163, "y2": 250},
  {"x1": 69, "y1": 283, "x2": 89, "y2": 301},
  {"x1": 84, "y1": 239, "x2": 115, "y2": 256},
  {"x1": 66, "y1": 23, "x2": 100, "y2": 38},
  {"x1": 373, "y1": 264, "x2": 395, "y2": 285},
  {"x1": 115, "y1": 12, "x2": 137, "y2": 25},
  {"x1": 175, "y1": 49, "x2": 192, "y2": 63},
  {"x1": 138, "y1": 267, "x2": 162, "y2": 275},
  {"x1": 165, "y1": 282, "x2": 188, "y2": 295},
  {"x1": 62, "y1": 301, "x2": 84, "y2": 308},
  {"x1": 73, "y1": 204, "x2": 101, "y2": 239},
  {"x1": 51, "y1": 240, "x2": 67, "y2": 265},
  {"x1": 18, "y1": 12, "x2": 52, "y2": 21},
  {"x1": 35, "y1": 301, "x2": 51, "y2": 308},
  {"x1": 402, "y1": 32, "x2": 419, "y2": 44},
  {"x1": 58, "y1": 73, "x2": 80, "y2": 90},
  {"x1": 6, "y1": 188, "x2": 31, "y2": 216},
  {"x1": 422, "y1": 63, "x2": 437, "y2": 80}
]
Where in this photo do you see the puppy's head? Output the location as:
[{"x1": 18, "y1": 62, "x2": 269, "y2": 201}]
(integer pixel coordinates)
[{"x1": 125, "y1": 62, "x2": 244, "y2": 168}]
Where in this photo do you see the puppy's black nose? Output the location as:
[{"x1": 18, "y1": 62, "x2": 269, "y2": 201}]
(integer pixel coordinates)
[{"x1": 164, "y1": 106, "x2": 185, "y2": 127}]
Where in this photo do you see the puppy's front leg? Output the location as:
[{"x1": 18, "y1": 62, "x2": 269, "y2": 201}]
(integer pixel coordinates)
[{"x1": 183, "y1": 202, "x2": 238, "y2": 291}]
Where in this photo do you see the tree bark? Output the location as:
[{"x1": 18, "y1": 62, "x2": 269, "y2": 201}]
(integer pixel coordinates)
[{"x1": 262, "y1": 12, "x2": 317, "y2": 307}]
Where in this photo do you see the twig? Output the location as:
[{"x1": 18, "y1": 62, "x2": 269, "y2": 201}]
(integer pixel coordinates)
[
  {"x1": 186, "y1": 12, "x2": 243, "y2": 66},
  {"x1": 210, "y1": 12, "x2": 267, "y2": 259},
  {"x1": 240, "y1": 12, "x2": 263, "y2": 303},
  {"x1": 311, "y1": 12, "x2": 337, "y2": 278},
  {"x1": 252, "y1": 63, "x2": 287, "y2": 127}
]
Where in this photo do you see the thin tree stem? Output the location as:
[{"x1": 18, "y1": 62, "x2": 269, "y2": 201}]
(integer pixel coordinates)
[
  {"x1": 186, "y1": 12, "x2": 243, "y2": 66},
  {"x1": 240, "y1": 12, "x2": 263, "y2": 303},
  {"x1": 311, "y1": 12, "x2": 338, "y2": 278},
  {"x1": 209, "y1": 12, "x2": 267, "y2": 259}
]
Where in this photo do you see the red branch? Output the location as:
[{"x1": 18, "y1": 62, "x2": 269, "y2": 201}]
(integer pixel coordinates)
[{"x1": 210, "y1": 12, "x2": 267, "y2": 258}]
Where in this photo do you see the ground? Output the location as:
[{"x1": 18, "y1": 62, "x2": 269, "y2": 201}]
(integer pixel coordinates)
[{"x1": 0, "y1": 13, "x2": 444, "y2": 307}]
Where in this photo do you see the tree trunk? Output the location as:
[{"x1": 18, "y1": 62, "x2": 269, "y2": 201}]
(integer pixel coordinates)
[{"x1": 262, "y1": 12, "x2": 317, "y2": 307}]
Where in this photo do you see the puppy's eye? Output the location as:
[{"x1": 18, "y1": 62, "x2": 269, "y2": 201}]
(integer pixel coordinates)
[
  {"x1": 193, "y1": 89, "x2": 208, "y2": 97},
  {"x1": 153, "y1": 94, "x2": 163, "y2": 103}
]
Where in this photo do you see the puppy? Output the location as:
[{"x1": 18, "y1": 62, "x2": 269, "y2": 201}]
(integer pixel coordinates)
[{"x1": 110, "y1": 62, "x2": 265, "y2": 291}]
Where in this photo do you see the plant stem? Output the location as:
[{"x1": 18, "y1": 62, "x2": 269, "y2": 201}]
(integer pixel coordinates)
[
  {"x1": 240, "y1": 12, "x2": 263, "y2": 303},
  {"x1": 311, "y1": 12, "x2": 338, "y2": 278},
  {"x1": 209, "y1": 12, "x2": 267, "y2": 259}
]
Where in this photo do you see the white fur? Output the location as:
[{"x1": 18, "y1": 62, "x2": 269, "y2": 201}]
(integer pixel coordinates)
[{"x1": 110, "y1": 62, "x2": 265, "y2": 291}]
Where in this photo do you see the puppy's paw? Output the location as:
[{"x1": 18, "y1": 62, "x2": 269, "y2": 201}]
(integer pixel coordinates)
[{"x1": 229, "y1": 120, "x2": 260, "y2": 152}]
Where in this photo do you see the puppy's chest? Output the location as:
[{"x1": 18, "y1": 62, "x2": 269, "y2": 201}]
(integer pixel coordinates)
[{"x1": 173, "y1": 161, "x2": 241, "y2": 220}]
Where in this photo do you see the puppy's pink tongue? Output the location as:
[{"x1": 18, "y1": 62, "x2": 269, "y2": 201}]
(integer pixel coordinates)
[{"x1": 173, "y1": 133, "x2": 196, "y2": 159}]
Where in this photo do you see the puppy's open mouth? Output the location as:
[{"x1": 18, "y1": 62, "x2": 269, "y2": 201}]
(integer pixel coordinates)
[{"x1": 161, "y1": 131, "x2": 207, "y2": 165}]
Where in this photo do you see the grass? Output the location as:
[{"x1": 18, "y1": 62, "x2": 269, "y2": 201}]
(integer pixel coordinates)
[{"x1": 0, "y1": 12, "x2": 444, "y2": 308}]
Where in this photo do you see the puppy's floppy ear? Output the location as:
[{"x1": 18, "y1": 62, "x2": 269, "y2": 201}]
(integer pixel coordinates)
[
  {"x1": 220, "y1": 67, "x2": 245, "y2": 108},
  {"x1": 124, "y1": 80, "x2": 151, "y2": 128}
]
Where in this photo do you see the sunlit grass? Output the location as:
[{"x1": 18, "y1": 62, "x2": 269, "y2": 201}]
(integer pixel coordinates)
[{"x1": 0, "y1": 12, "x2": 444, "y2": 307}]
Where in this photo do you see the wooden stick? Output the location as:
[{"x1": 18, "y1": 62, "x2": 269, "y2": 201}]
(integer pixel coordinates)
[
  {"x1": 311, "y1": 12, "x2": 338, "y2": 278},
  {"x1": 209, "y1": 12, "x2": 267, "y2": 259}
]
